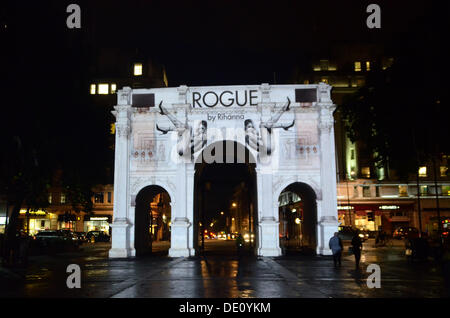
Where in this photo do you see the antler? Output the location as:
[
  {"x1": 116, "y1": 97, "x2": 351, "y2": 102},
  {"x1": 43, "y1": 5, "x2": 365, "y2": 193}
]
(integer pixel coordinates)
[
  {"x1": 156, "y1": 124, "x2": 173, "y2": 135},
  {"x1": 261, "y1": 97, "x2": 291, "y2": 129}
]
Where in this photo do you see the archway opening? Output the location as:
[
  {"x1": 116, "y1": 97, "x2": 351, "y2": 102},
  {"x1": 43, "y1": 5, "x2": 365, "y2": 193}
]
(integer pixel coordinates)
[
  {"x1": 194, "y1": 141, "x2": 257, "y2": 256},
  {"x1": 278, "y1": 182, "x2": 317, "y2": 255},
  {"x1": 135, "y1": 185, "x2": 171, "y2": 256}
]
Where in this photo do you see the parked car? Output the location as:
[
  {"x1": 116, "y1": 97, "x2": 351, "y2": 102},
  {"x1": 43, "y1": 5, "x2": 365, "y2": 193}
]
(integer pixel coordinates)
[
  {"x1": 34, "y1": 230, "x2": 76, "y2": 249},
  {"x1": 74, "y1": 231, "x2": 88, "y2": 243},
  {"x1": 393, "y1": 226, "x2": 419, "y2": 239},
  {"x1": 86, "y1": 231, "x2": 110, "y2": 242},
  {"x1": 57, "y1": 230, "x2": 84, "y2": 246}
]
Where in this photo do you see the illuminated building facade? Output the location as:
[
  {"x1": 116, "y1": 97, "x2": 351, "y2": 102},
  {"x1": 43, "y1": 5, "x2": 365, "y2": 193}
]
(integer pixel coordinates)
[
  {"x1": 109, "y1": 83, "x2": 339, "y2": 258},
  {"x1": 296, "y1": 44, "x2": 450, "y2": 235}
]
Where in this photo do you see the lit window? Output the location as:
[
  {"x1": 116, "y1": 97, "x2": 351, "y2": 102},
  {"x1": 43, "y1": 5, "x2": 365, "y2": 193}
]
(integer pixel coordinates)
[
  {"x1": 90, "y1": 84, "x2": 96, "y2": 95},
  {"x1": 134, "y1": 63, "x2": 143, "y2": 76},
  {"x1": 418, "y1": 166, "x2": 427, "y2": 177},
  {"x1": 440, "y1": 166, "x2": 448, "y2": 177},
  {"x1": 48, "y1": 193, "x2": 52, "y2": 204},
  {"x1": 398, "y1": 186, "x2": 408, "y2": 197},
  {"x1": 354, "y1": 61, "x2": 361, "y2": 72},
  {"x1": 110, "y1": 123, "x2": 116, "y2": 135},
  {"x1": 366, "y1": 61, "x2": 371, "y2": 71},
  {"x1": 98, "y1": 84, "x2": 109, "y2": 95},
  {"x1": 321, "y1": 78, "x2": 328, "y2": 84},
  {"x1": 362, "y1": 167, "x2": 371, "y2": 178},
  {"x1": 61, "y1": 193, "x2": 66, "y2": 204},
  {"x1": 94, "y1": 193, "x2": 104, "y2": 204},
  {"x1": 110, "y1": 84, "x2": 117, "y2": 94}
]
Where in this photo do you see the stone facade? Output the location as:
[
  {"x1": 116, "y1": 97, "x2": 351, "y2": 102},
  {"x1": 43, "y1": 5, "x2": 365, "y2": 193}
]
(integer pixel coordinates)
[{"x1": 109, "y1": 83, "x2": 339, "y2": 258}]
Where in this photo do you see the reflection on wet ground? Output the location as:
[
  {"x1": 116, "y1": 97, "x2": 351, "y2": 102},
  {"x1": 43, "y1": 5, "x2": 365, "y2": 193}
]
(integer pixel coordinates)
[{"x1": 0, "y1": 239, "x2": 448, "y2": 298}]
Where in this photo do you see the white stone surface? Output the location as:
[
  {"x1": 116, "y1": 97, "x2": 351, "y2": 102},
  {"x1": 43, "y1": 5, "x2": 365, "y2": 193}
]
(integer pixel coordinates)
[{"x1": 109, "y1": 84, "x2": 338, "y2": 258}]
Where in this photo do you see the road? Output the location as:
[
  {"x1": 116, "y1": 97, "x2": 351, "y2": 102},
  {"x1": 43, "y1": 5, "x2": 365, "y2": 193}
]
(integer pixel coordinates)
[{"x1": 0, "y1": 239, "x2": 448, "y2": 298}]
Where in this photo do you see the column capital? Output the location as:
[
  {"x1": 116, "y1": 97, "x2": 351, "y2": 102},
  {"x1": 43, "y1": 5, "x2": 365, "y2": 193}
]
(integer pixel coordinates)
[
  {"x1": 259, "y1": 83, "x2": 271, "y2": 103},
  {"x1": 117, "y1": 86, "x2": 132, "y2": 105},
  {"x1": 318, "y1": 82, "x2": 332, "y2": 103},
  {"x1": 177, "y1": 85, "x2": 189, "y2": 103}
]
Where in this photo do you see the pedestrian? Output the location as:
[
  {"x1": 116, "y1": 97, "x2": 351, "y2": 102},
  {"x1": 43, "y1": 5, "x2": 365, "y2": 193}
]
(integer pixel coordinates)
[
  {"x1": 329, "y1": 232, "x2": 343, "y2": 267},
  {"x1": 351, "y1": 230, "x2": 363, "y2": 269}
]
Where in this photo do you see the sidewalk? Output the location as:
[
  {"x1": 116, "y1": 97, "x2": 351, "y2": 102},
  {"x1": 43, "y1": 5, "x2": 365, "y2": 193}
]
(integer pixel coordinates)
[{"x1": 0, "y1": 239, "x2": 448, "y2": 298}]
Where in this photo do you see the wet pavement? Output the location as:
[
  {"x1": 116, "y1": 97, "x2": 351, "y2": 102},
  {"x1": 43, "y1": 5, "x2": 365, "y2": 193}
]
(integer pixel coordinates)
[{"x1": 0, "y1": 239, "x2": 448, "y2": 298}]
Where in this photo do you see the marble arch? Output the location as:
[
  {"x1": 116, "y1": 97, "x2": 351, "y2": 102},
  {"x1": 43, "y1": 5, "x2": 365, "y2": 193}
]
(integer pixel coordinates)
[{"x1": 109, "y1": 83, "x2": 339, "y2": 258}]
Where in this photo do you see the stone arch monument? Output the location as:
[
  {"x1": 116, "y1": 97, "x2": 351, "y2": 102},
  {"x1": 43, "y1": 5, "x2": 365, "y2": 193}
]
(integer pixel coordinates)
[{"x1": 108, "y1": 83, "x2": 339, "y2": 258}]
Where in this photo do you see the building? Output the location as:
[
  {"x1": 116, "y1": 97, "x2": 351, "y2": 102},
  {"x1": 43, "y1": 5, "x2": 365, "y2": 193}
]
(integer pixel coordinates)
[
  {"x1": 109, "y1": 83, "x2": 339, "y2": 258},
  {"x1": 292, "y1": 43, "x2": 450, "y2": 236},
  {"x1": 16, "y1": 184, "x2": 114, "y2": 236}
]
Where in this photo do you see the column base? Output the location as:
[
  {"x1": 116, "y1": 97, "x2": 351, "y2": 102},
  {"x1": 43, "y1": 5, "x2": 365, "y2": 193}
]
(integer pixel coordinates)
[
  {"x1": 168, "y1": 248, "x2": 194, "y2": 257},
  {"x1": 108, "y1": 218, "x2": 133, "y2": 259},
  {"x1": 109, "y1": 248, "x2": 135, "y2": 258},
  {"x1": 168, "y1": 218, "x2": 193, "y2": 257},
  {"x1": 258, "y1": 217, "x2": 282, "y2": 257},
  {"x1": 317, "y1": 216, "x2": 339, "y2": 256}
]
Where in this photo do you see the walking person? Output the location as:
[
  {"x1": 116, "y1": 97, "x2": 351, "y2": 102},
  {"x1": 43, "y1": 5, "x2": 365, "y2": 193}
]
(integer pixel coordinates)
[
  {"x1": 351, "y1": 230, "x2": 363, "y2": 269},
  {"x1": 329, "y1": 232, "x2": 343, "y2": 267}
]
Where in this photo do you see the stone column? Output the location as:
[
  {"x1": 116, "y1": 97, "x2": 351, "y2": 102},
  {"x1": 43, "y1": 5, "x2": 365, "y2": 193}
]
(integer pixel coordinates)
[
  {"x1": 169, "y1": 157, "x2": 193, "y2": 257},
  {"x1": 109, "y1": 88, "x2": 133, "y2": 258},
  {"x1": 256, "y1": 83, "x2": 282, "y2": 256},
  {"x1": 257, "y1": 167, "x2": 282, "y2": 257},
  {"x1": 317, "y1": 83, "x2": 339, "y2": 255}
]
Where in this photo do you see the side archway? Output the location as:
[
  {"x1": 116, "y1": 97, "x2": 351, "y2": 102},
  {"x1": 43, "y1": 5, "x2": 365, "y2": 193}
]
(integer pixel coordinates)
[
  {"x1": 135, "y1": 185, "x2": 172, "y2": 256},
  {"x1": 277, "y1": 182, "x2": 317, "y2": 255}
]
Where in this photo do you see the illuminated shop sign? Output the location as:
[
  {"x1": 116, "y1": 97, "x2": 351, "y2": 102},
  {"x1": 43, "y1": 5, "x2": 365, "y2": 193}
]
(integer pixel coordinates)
[
  {"x1": 379, "y1": 205, "x2": 400, "y2": 210},
  {"x1": 19, "y1": 209, "x2": 46, "y2": 215},
  {"x1": 90, "y1": 217, "x2": 109, "y2": 221},
  {"x1": 337, "y1": 206, "x2": 354, "y2": 210}
]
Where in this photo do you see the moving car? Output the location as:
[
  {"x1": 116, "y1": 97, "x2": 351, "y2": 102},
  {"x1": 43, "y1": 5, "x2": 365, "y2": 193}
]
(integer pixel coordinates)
[
  {"x1": 393, "y1": 226, "x2": 419, "y2": 239},
  {"x1": 86, "y1": 230, "x2": 110, "y2": 242}
]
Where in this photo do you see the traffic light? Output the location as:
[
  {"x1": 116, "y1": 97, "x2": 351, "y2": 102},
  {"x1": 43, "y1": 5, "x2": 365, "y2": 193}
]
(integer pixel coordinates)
[{"x1": 367, "y1": 212, "x2": 375, "y2": 222}]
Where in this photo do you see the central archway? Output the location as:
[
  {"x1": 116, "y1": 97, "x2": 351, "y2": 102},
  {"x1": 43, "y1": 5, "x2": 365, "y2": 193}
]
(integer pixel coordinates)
[{"x1": 194, "y1": 141, "x2": 258, "y2": 256}]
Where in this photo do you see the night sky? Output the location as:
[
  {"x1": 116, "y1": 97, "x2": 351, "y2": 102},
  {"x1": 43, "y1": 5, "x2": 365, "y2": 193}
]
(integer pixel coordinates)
[
  {"x1": 1, "y1": 1, "x2": 447, "y2": 217},
  {"x1": 1, "y1": 0, "x2": 437, "y2": 87}
]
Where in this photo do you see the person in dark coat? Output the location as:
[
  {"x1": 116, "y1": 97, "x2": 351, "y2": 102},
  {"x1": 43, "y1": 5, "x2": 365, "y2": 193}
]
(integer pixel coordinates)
[
  {"x1": 329, "y1": 232, "x2": 343, "y2": 267},
  {"x1": 351, "y1": 230, "x2": 363, "y2": 269}
]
